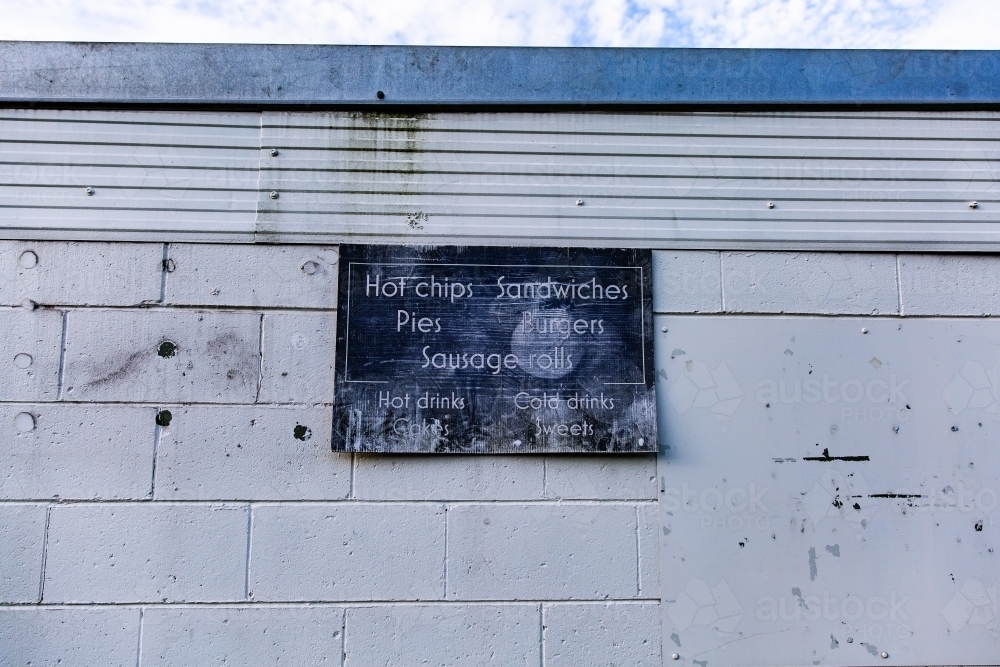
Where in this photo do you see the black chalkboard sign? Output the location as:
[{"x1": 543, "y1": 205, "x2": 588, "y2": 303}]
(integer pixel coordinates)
[{"x1": 333, "y1": 245, "x2": 655, "y2": 453}]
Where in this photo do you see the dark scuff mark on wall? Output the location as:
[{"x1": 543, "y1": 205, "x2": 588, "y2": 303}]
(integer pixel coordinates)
[
  {"x1": 85, "y1": 349, "x2": 146, "y2": 388},
  {"x1": 803, "y1": 448, "x2": 870, "y2": 462}
]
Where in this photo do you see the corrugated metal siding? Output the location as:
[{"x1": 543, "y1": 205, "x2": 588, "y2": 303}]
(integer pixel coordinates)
[
  {"x1": 0, "y1": 109, "x2": 261, "y2": 241},
  {"x1": 3, "y1": 110, "x2": 999, "y2": 248}
]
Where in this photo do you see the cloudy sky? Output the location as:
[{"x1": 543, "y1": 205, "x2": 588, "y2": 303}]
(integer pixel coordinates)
[{"x1": 0, "y1": 0, "x2": 997, "y2": 49}]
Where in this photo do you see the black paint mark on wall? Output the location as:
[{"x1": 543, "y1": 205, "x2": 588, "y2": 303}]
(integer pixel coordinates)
[
  {"x1": 332, "y1": 245, "x2": 656, "y2": 453},
  {"x1": 157, "y1": 341, "x2": 178, "y2": 358},
  {"x1": 803, "y1": 448, "x2": 870, "y2": 462}
]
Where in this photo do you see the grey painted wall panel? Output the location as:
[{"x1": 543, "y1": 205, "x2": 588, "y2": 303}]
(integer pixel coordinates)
[
  {"x1": 248, "y1": 503, "x2": 446, "y2": 602},
  {"x1": 0, "y1": 607, "x2": 141, "y2": 667},
  {"x1": 544, "y1": 456, "x2": 658, "y2": 500},
  {"x1": 0, "y1": 404, "x2": 155, "y2": 500},
  {"x1": 0, "y1": 504, "x2": 47, "y2": 603},
  {"x1": 141, "y1": 607, "x2": 345, "y2": 667},
  {"x1": 544, "y1": 602, "x2": 662, "y2": 667},
  {"x1": 899, "y1": 254, "x2": 1000, "y2": 316},
  {"x1": 0, "y1": 240, "x2": 162, "y2": 307},
  {"x1": 0, "y1": 308, "x2": 62, "y2": 401},
  {"x1": 652, "y1": 251, "x2": 722, "y2": 313},
  {"x1": 43, "y1": 503, "x2": 248, "y2": 603},
  {"x1": 154, "y1": 406, "x2": 347, "y2": 501},
  {"x1": 344, "y1": 604, "x2": 540, "y2": 667},
  {"x1": 259, "y1": 311, "x2": 336, "y2": 404},
  {"x1": 352, "y1": 455, "x2": 545, "y2": 501},
  {"x1": 61, "y1": 310, "x2": 261, "y2": 403},
  {"x1": 447, "y1": 504, "x2": 642, "y2": 601},
  {"x1": 722, "y1": 252, "x2": 899, "y2": 314},
  {"x1": 656, "y1": 315, "x2": 1000, "y2": 666},
  {"x1": 164, "y1": 244, "x2": 339, "y2": 308}
]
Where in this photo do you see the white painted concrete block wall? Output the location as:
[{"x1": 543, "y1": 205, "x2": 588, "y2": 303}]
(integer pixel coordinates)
[
  {"x1": 0, "y1": 240, "x2": 657, "y2": 667},
  {"x1": 2, "y1": 242, "x2": 995, "y2": 665}
]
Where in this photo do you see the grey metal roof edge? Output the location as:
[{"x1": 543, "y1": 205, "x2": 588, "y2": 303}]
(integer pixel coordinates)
[{"x1": 2, "y1": 42, "x2": 1000, "y2": 108}]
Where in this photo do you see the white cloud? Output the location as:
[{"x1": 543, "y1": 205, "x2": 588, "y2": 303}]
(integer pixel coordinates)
[{"x1": 0, "y1": 0, "x2": 997, "y2": 48}]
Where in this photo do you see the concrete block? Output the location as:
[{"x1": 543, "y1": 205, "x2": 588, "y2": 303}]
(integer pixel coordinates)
[
  {"x1": 652, "y1": 250, "x2": 722, "y2": 313},
  {"x1": 44, "y1": 503, "x2": 248, "y2": 603},
  {"x1": 899, "y1": 254, "x2": 1000, "y2": 315},
  {"x1": 353, "y1": 455, "x2": 544, "y2": 500},
  {"x1": 0, "y1": 308, "x2": 62, "y2": 401},
  {"x1": 165, "y1": 244, "x2": 338, "y2": 308},
  {"x1": 141, "y1": 606, "x2": 344, "y2": 667},
  {"x1": 543, "y1": 602, "x2": 661, "y2": 667},
  {"x1": 259, "y1": 311, "x2": 335, "y2": 404},
  {"x1": 0, "y1": 240, "x2": 162, "y2": 306},
  {"x1": 0, "y1": 607, "x2": 140, "y2": 667},
  {"x1": 448, "y1": 504, "x2": 638, "y2": 600},
  {"x1": 344, "y1": 604, "x2": 540, "y2": 667},
  {"x1": 722, "y1": 252, "x2": 898, "y2": 314},
  {"x1": 62, "y1": 310, "x2": 260, "y2": 403},
  {"x1": 544, "y1": 455, "x2": 656, "y2": 500},
  {"x1": 155, "y1": 406, "x2": 349, "y2": 500},
  {"x1": 249, "y1": 503, "x2": 445, "y2": 601},
  {"x1": 0, "y1": 404, "x2": 155, "y2": 500},
  {"x1": 638, "y1": 504, "x2": 659, "y2": 598},
  {"x1": 0, "y1": 504, "x2": 46, "y2": 602}
]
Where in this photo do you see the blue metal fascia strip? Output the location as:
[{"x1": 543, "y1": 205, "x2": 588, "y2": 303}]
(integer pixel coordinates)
[{"x1": 1, "y1": 43, "x2": 999, "y2": 108}]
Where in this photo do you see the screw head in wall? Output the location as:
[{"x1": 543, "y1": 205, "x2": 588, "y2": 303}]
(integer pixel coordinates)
[
  {"x1": 767, "y1": 202, "x2": 775, "y2": 209},
  {"x1": 576, "y1": 199, "x2": 584, "y2": 206},
  {"x1": 85, "y1": 187, "x2": 95, "y2": 196},
  {"x1": 269, "y1": 191, "x2": 279, "y2": 200},
  {"x1": 20, "y1": 298, "x2": 37, "y2": 311},
  {"x1": 661, "y1": 326, "x2": 668, "y2": 333},
  {"x1": 881, "y1": 652, "x2": 889, "y2": 659},
  {"x1": 270, "y1": 148, "x2": 279, "y2": 157},
  {"x1": 970, "y1": 201, "x2": 978, "y2": 209},
  {"x1": 672, "y1": 654, "x2": 680, "y2": 660},
  {"x1": 376, "y1": 90, "x2": 385, "y2": 99},
  {"x1": 18, "y1": 251, "x2": 38, "y2": 269},
  {"x1": 861, "y1": 328, "x2": 868, "y2": 334}
]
